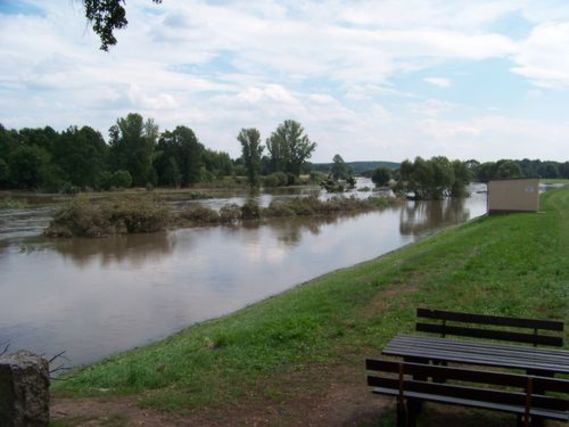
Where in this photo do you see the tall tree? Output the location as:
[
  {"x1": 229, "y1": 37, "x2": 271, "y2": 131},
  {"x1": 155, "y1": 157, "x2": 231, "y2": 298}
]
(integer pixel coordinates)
[
  {"x1": 155, "y1": 126, "x2": 203, "y2": 187},
  {"x1": 53, "y1": 126, "x2": 108, "y2": 188},
  {"x1": 266, "y1": 120, "x2": 316, "y2": 177},
  {"x1": 330, "y1": 154, "x2": 351, "y2": 181},
  {"x1": 237, "y1": 128, "x2": 264, "y2": 188},
  {"x1": 109, "y1": 113, "x2": 158, "y2": 187},
  {"x1": 371, "y1": 167, "x2": 391, "y2": 187}
]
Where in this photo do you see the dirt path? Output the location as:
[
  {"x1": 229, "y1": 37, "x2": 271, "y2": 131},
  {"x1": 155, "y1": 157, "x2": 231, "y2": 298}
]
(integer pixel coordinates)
[{"x1": 51, "y1": 364, "x2": 389, "y2": 426}]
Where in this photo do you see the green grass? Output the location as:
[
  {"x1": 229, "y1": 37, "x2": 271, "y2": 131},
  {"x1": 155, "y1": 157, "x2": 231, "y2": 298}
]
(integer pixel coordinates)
[{"x1": 53, "y1": 187, "x2": 569, "y2": 414}]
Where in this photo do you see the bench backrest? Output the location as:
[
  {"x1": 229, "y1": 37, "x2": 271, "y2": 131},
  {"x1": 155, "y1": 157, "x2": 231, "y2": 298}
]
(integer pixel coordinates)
[
  {"x1": 366, "y1": 358, "x2": 569, "y2": 413},
  {"x1": 416, "y1": 308, "x2": 564, "y2": 347}
]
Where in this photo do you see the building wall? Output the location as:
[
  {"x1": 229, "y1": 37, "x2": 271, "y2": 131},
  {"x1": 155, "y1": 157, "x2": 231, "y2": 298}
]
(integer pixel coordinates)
[{"x1": 488, "y1": 178, "x2": 539, "y2": 213}]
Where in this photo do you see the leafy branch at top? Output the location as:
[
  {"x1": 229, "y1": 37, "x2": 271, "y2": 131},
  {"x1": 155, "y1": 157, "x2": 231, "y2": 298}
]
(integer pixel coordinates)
[{"x1": 84, "y1": 0, "x2": 162, "y2": 51}]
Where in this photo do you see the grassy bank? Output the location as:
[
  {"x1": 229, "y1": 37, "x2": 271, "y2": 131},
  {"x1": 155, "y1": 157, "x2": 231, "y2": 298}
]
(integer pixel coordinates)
[{"x1": 53, "y1": 187, "x2": 569, "y2": 415}]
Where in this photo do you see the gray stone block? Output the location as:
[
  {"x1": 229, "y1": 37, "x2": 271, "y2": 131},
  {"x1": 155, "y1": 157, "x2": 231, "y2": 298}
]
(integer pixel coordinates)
[{"x1": 0, "y1": 351, "x2": 49, "y2": 426}]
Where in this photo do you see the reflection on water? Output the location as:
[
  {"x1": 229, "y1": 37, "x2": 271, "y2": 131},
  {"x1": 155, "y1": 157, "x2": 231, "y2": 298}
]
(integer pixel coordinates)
[
  {"x1": 0, "y1": 189, "x2": 487, "y2": 367},
  {"x1": 51, "y1": 232, "x2": 176, "y2": 268},
  {"x1": 399, "y1": 198, "x2": 470, "y2": 236}
]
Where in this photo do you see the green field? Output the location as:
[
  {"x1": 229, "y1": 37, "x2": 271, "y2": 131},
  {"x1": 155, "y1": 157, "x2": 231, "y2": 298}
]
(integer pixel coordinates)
[{"x1": 53, "y1": 187, "x2": 569, "y2": 418}]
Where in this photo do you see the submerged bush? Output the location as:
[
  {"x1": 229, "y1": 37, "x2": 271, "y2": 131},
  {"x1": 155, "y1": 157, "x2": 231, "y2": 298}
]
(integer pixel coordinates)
[
  {"x1": 45, "y1": 197, "x2": 169, "y2": 237},
  {"x1": 241, "y1": 200, "x2": 261, "y2": 220},
  {"x1": 219, "y1": 204, "x2": 241, "y2": 224},
  {"x1": 179, "y1": 205, "x2": 220, "y2": 225}
]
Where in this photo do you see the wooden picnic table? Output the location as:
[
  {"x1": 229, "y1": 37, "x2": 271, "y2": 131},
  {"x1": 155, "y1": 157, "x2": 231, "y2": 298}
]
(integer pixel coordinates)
[{"x1": 383, "y1": 334, "x2": 569, "y2": 376}]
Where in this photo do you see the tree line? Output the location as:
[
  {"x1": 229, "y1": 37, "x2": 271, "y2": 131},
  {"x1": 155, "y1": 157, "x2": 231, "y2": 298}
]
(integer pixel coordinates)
[
  {"x1": 0, "y1": 114, "x2": 317, "y2": 192},
  {"x1": 465, "y1": 159, "x2": 569, "y2": 182}
]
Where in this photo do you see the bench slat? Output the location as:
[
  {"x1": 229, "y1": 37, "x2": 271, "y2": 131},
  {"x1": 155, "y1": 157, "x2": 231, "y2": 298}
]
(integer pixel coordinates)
[
  {"x1": 367, "y1": 376, "x2": 569, "y2": 411},
  {"x1": 366, "y1": 359, "x2": 569, "y2": 394},
  {"x1": 416, "y1": 322, "x2": 563, "y2": 346},
  {"x1": 371, "y1": 387, "x2": 569, "y2": 421},
  {"x1": 417, "y1": 308, "x2": 564, "y2": 331}
]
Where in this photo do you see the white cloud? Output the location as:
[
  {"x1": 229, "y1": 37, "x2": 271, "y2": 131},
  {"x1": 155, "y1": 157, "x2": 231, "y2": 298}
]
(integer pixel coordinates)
[
  {"x1": 1, "y1": 0, "x2": 569, "y2": 162},
  {"x1": 424, "y1": 77, "x2": 451, "y2": 88},
  {"x1": 512, "y1": 22, "x2": 569, "y2": 87}
]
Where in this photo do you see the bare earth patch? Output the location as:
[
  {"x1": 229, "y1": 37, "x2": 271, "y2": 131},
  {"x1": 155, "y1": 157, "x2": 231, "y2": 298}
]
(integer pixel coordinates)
[{"x1": 51, "y1": 364, "x2": 389, "y2": 426}]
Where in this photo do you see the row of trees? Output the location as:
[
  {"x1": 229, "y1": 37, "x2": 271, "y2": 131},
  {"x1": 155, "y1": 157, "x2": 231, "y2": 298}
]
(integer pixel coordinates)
[
  {"x1": 0, "y1": 116, "x2": 318, "y2": 192},
  {"x1": 465, "y1": 159, "x2": 569, "y2": 182},
  {"x1": 396, "y1": 156, "x2": 471, "y2": 200},
  {"x1": 0, "y1": 114, "x2": 234, "y2": 191},
  {"x1": 238, "y1": 120, "x2": 317, "y2": 187}
]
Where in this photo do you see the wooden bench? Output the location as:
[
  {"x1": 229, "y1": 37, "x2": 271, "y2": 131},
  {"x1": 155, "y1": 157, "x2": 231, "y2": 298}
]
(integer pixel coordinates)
[
  {"x1": 366, "y1": 358, "x2": 569, "y2": 427},
  {"x1": 415, "y1": 308, "x2": 564, "y2": 347},
  {"x1": 367, "y1": 309, "x2": 568, "y2": 425}
]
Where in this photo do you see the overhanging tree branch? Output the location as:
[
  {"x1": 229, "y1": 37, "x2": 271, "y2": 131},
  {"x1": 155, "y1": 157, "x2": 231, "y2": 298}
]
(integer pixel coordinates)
[{"x1": 83, "y1": 0, "x2": 163, "y2": 51}]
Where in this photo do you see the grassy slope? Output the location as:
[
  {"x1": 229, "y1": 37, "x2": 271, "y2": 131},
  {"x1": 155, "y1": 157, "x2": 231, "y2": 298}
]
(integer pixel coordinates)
[{"x1": 54, "y1": 187, "x2": 569, "y2": 412}]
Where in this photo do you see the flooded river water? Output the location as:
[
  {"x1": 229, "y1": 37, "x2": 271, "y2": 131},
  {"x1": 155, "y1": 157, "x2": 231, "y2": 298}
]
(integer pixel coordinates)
[{"x1": 0, "y1": 182, "x2": 487, "y2": 366}]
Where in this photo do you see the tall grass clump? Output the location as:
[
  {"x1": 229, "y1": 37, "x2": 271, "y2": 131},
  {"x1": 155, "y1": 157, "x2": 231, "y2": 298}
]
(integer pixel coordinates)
[{"x1": 45, "y1": 197, "x2": 170, "y2": 237}]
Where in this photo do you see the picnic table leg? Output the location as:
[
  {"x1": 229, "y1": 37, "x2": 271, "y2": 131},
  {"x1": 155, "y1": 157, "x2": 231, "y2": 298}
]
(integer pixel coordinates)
[
  {"x1": 526, "y1": 369, "x2": 553, "y2": 427},
  {"x1": 395, "y1": 401, "x2": 417, "y2": 427},
  {"x1": 404, "y1": 356, "x2": 429, "y2": 414},
  {"x1": 396, "y1": 401, "x2": 407, "y2": 427}
]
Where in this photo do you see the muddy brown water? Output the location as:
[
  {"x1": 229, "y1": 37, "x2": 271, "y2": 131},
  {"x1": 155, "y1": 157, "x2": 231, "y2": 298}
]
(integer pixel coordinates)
[{"x1": 0, "y1": 181, "x2": 487, "y2": 367}]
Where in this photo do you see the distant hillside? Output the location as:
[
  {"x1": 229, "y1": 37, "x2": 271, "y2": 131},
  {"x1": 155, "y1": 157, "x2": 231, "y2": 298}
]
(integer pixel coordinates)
[{"x1": 311, "y1": 160, "x2": 400, "y2": 175}]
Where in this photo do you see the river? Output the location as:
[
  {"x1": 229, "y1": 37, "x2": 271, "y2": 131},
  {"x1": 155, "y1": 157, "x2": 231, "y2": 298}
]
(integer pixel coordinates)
[{"x1": 0, "y1": 181, "x2": 488, "y2": 367}]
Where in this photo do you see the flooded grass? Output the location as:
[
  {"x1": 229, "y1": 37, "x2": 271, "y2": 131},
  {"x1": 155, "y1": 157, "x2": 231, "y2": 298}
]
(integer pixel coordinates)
[{"x1": 53, "y1": 187, "x2": 569, "y2": 417}]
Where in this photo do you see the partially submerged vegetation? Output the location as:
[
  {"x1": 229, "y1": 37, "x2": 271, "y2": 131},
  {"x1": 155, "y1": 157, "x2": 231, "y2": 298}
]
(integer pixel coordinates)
[
  {"x1": 53, "y1": 187, "x2": 569, "y2": 420},
  {"x1": 45, "y1": 197, "x2": 170, "y2": 238},
  {"x1": 0, "y1": 197, "x2": 29, "y2": 209},
  {"x1": 45, "y1": 195, "x2": 401, "y2": 237}
]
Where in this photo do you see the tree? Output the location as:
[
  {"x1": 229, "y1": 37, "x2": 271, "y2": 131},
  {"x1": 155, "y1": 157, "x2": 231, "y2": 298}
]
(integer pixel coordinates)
[
  {"x1": 9, "y1": 145, "x2": 52, "y2": 189},
  {"x1": 330, "y1": 154, "x2": 352, "y2": 181},
  {"x1": 451, "y1": 160, "x2": 471, "y2": 197},
  {"x1": 237, "y1": 128, "x2": 264, "y2": 188},
  {"x1": 84, "y1": 0, "x2": 162, "y2": 50},
  {"x1": 53, "y1": 126, "x2": 108, "y2": 188},
  {"x1": 477, "y1": 162, "x2": 497, "y2": 182},
  {"x1": 109, "y1": 113, "x2": 158, "y2": 187},
  {"x1": 395, "y1": 156, "x2": 469, "y2": 200},
  {"x1": 0, "y1": 158, "x2": 9, "y2": 187},
  {"x1": 430, "y1": 156, "x2": 455, "y2": 198},
  {"x1": 266, "y1": 120, "x2": 316, "y2": 177},
  {"x1": 156, "y1": 126, "x2": 203, "y2": 187},
  {"x1": 111, "y1": 170, "x2": 132, "y2": 188},
  {"x1": 371, "y1": 167, "x2": 391, "y2": 187},
  {"x1": 496, "y1": 160, "x2": 521, "y2": 179}
]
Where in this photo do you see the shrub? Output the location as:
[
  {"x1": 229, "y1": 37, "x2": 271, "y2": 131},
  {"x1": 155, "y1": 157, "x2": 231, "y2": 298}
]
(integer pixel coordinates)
[
  {"x1": 219, "y1": 204, "x2": 241, "y2": 224},
  {"x1": 111, "y1": 170, "x2": 132, "y2": 189},
  {"x1": 180, "y1": 205, "x2": 220, "y2": 225},
  {"x1": 44, "y1": 197, "x2": 169, "y2": 237},
  {"x1": 60, "y1": 182, "x2": 80, "y2": 195},
  {"x1": 241, "y1": 200, "x2": 261, "y2": 220},
  {"x1": 263, "y1": 172, "x2": 288, "y2": 187},
  {"x1": 263, "y1": 200, "x2": 296, "y2": 217}
]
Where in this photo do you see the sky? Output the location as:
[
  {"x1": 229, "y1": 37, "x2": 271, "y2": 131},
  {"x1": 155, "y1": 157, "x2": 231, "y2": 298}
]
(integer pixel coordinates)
[{"x1": 1, "y1": 0, "x2": 569, "y2": 163}]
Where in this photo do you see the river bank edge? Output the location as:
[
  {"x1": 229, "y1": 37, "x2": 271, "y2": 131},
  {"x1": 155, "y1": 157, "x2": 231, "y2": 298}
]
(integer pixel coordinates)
[{"x1": 50, "y1": 187, "x2": 569, "y2": 425}]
